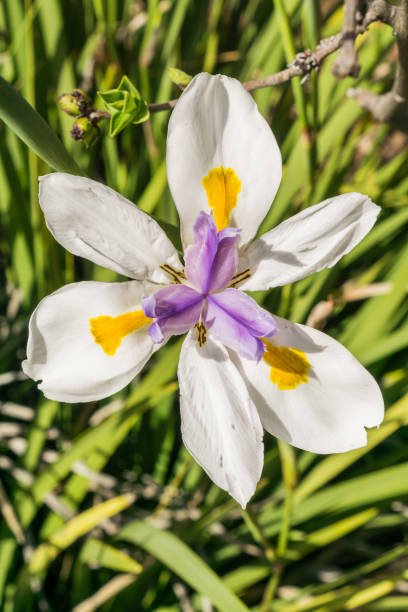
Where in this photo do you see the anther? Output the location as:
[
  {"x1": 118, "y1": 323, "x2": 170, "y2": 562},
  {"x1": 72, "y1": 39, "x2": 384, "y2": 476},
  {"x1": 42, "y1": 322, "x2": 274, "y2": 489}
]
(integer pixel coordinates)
[
  {"x1": 160, "y1": 264, "x2": 186, "y2": 284},
  {"x1": 195, "y1": 322, "x2": 207, "y2": 347},
  {"x1": 229, "y1": 268, "x2": 251, "y2": 288}
]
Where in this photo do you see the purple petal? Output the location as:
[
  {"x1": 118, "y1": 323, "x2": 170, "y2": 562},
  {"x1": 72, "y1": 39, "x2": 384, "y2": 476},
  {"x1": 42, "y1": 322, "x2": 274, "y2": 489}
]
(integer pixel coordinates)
[
  {"x1": 210, "y1": 289, "x2": 276, "y2": 337},
  {"x1": 142, "y1": 283, "x2": 203, "y2": 345},
  {"x1": 184, "y1": 212, "x2": 218, "y2": 293},
  {"x1": 217, "y1": 226, "x2": 241, "y2": 241},
  {"x1": 209, "y1": 229, "x2": 240, "y2": 292},
  {"x1": 204, "y1": 298, "x2": 265, "y2": 361},
  {"x1": 142, "y1": 285, "x2": 201, "y2": 318},
  {"x1": 149, "y1": 300, "x2": 203, "y2": 343}
]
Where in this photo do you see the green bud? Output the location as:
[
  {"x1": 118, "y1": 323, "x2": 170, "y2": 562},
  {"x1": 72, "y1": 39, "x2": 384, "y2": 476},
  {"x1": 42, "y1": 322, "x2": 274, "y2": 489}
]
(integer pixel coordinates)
[
  {"x1": 98, "y1": 76, "x2": 149, "y2": 136},
  {"x1": 58, "y1": 89, "x2": 91, "y2": 117},
  {"x1": 167, "y1": 67, "x2": 192, "y2": 87},
  {"x1": 70, "y1": 117, "x2": 98, "y2": 146}
]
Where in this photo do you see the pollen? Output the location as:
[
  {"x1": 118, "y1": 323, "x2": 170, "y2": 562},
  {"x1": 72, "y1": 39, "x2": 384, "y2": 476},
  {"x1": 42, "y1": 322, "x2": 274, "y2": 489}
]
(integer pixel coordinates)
[
  {"x1": 263, "y1": 340, "x2": 310, "y2": 390},
  {"x1": 202, "y1": 166, "x2": 241, "y2": 231},
  {"x1": 89, "y1": 310, "x2": 152, "y2": 356}
]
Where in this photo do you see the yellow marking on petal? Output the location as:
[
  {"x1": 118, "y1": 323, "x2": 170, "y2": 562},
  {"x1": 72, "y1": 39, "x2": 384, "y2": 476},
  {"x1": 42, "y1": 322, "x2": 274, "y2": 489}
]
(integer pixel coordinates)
[
  {"x1": 89, "y1": 310, "x2": 152, "y2": 356},
  {"x1": 263, "y1": 340, "x2": 310, "y2": 391},
  {"x1": 202, "y1": 166, "x2": 241, "y2": 231}
]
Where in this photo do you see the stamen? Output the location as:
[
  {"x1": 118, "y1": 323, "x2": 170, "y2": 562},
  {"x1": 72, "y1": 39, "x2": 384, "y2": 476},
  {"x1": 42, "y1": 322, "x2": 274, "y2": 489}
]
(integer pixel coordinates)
[
  {"x1": 160, "y1": 264, "x2": 186, "y2": 284},
  {"x1": 229, "y1": 268, "x2": 251, "y2": 288},
  {"x1": 195, "y1": 321, "x2": 207, "y2": 347}
]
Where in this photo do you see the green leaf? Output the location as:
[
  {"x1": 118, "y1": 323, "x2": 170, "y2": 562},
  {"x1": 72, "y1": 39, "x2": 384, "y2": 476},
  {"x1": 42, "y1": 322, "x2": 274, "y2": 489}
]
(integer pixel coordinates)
[
  {"x1": 98, "y1": 76, "x2": 150, "y2": 136},
  {"x1": 291, "y1": 462, "x2": 408, "y2": 529},
  {"x1": 118, "y1": 521, "x2": 249, "y2": 612},
  {"x1": 0, "y1": 75, "x2": 82, "y2": 174},
  {"x1": 294, "y1": 393, "x2": 408, "y2": 503},
  {"x1": 28, "y1": 494, "x2": 135, "y2": 575},
  {"x1": 80, "y1": 539, "x2": 142, "y2": 575},
  {"x1": 305, "y1": 508, "x2": 379, "y2": 548}
]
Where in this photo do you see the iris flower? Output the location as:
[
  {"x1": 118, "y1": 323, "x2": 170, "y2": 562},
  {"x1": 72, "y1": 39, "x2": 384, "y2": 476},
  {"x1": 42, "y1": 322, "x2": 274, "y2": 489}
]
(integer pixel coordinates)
[{"x1": 24, "y1": 73, "x2": 384, "y2": 507}]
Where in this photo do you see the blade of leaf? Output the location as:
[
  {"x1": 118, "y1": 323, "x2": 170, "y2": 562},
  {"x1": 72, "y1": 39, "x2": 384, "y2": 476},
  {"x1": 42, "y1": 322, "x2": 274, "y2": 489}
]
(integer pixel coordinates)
[
  {"x1": 0, "y1": 75, "x2": 82, "y2": 174},
  {"x1": 118, "y1": 520, "x2": 249, "y2": 612}
]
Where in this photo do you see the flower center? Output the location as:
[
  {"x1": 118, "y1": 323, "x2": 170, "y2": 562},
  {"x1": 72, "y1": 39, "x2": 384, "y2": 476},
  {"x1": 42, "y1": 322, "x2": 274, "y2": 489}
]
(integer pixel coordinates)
[
  {"x1": 140, "y1": 212, "x2": 275, "y2": 360},
  {"x1": 89, "y1": 211, "x2": 275, "y2": 363}
]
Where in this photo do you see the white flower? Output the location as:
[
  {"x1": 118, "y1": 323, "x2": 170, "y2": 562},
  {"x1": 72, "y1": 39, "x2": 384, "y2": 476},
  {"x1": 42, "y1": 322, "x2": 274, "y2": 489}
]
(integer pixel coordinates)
[{"x1": 23, "y1": 73, "x2": 384, "y2": 508}]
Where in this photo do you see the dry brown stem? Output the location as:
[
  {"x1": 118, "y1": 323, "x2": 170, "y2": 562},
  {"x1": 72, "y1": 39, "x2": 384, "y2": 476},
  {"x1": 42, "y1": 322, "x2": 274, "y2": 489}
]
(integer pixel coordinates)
[{"x1": 149, "y1": 0, "x2": 408, "y2": 124}]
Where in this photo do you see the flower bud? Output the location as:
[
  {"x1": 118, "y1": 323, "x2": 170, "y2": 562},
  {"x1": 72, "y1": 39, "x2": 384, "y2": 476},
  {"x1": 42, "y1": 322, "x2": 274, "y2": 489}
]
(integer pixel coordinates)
[
  {"x1": 167, "y1": 67, "x2": 192, "y2": 88},
  {"x1": 58, "y1": 89, "x2": 91, "y2": 117},
  {"x1": 70, "y1": 117, "x2": 98, "y2": 146}
]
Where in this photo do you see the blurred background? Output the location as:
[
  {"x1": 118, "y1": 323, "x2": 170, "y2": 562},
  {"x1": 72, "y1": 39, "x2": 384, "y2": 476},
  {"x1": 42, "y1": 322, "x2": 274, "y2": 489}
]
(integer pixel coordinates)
[{"x1": 0, "y1": 0, "x2": 408, "y2": 610}]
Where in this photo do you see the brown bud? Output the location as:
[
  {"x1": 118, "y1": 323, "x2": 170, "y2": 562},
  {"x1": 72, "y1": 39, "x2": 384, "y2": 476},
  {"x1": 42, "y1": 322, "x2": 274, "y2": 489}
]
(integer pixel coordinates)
[
  {"x1": 58, "y1": 89, "x2": 92, "y2": 117},
  {"x1": 70, "y1": 117, "x2": 98, "y2": 146}
]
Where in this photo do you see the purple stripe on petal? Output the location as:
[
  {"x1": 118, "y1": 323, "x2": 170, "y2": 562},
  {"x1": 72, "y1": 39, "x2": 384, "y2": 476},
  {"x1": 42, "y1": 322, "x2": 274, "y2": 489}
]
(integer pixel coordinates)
[
  {"x1": 210, "y1": 289, "x2": 276, "y2": 338},
  {"x1": 184, "y1": 212, "x2": 218, "y2": 293},
  {"x1": 205, "y1": 298, "x2": 265, "y2": 361},
  {"x1": 149, "y1": 299, "x2": 203, "y2": 343},
  {"x1": 142, "y1": 284, "x2": 201, "y2": 318}
]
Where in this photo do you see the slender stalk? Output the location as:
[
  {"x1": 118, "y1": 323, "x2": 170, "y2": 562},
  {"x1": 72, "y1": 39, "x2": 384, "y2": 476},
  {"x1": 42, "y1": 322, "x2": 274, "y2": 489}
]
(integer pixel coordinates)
[
  {"x1": 241, "y1": 508, "x2": 275, "y2": 563},
  {"x1": 153, "y1": 456, "x2": 193, "y2": 519}
]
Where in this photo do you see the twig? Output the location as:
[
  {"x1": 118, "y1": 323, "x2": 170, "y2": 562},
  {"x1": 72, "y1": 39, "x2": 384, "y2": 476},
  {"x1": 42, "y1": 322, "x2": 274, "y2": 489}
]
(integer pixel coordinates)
[
  {"x1": 148, "y1": 14, "x2": 384, "y2": 116},
  {"x1": 306, "y1": 281, "x2": 392, "y2": 330},
  {"x1": 332, "y1": 0, "x2": 361, "y2": 77},
  {"x1": 348, "y1": 0, "x2": 408, "y2": 121},
  {"x1": 149, "y1": 32, "x2": 348, "y2": 113},
  {"x1": 148, "y1": 1, "x2": 408, "y2": 124}
]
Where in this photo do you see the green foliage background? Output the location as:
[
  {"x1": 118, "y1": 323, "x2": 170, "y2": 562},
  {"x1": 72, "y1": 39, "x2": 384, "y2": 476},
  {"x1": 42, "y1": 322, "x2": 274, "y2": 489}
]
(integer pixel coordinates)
[{"x1": 0, "y1": 0, "x2": 407, "y2": 610}]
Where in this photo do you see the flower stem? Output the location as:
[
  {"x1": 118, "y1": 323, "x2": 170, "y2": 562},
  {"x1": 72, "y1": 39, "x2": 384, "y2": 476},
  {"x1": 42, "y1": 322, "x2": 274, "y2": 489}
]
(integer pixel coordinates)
[{"x1": 241, "y1": 507, "x2": 276, "y2": 563}]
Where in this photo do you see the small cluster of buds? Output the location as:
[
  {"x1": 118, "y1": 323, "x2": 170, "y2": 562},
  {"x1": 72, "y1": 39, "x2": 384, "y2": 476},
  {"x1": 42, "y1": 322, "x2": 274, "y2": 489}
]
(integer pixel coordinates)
[
  {"x1": 291, "y1": 50, "x2": 319, "y2": 76},
  {"x1": 58, "y1": 89, "x2": 109, "y2": 146}
]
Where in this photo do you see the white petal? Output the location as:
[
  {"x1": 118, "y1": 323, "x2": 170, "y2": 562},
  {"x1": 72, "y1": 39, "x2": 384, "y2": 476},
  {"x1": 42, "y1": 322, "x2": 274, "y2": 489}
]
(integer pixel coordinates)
[
  {"x1": 23, "y1": 281, "x2": 156, "y2": 403},
  {"x1": 234, "y1": 316, "x2": 384, "y2": 454},
  {"x1": 167, "y1": 73, "x2": 282, "y2": 246},
  {"x1": 240, "y1": 193, "x2": 380, "y2": 291},
  {"x1": 178, "y1": 330, "x2": 264, "y2": 507},
  {"x1": 39, "y1": 173, "x2": 181, "y2": 283}
]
